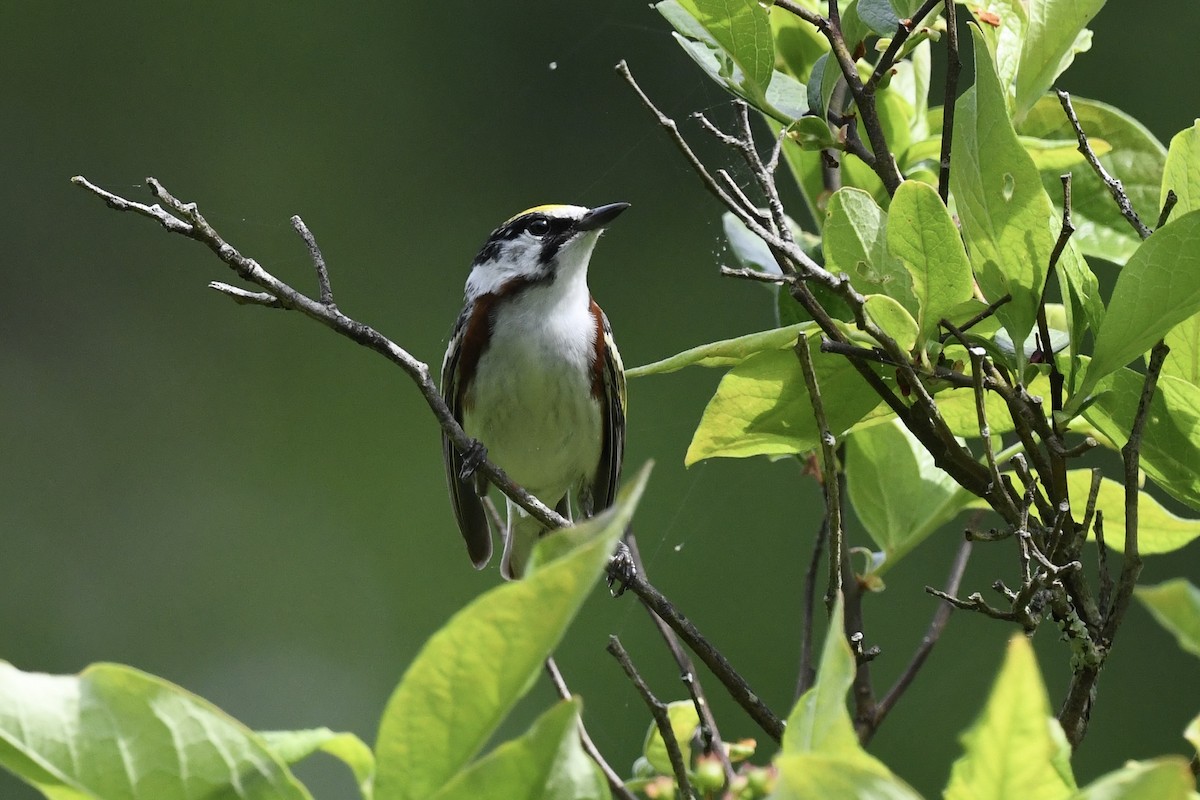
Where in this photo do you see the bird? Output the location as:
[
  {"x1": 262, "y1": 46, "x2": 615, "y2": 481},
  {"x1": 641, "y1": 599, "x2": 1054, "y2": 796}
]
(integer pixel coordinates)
[{"x1": 441, "y1": 202, "x2": 628, "y2": 579}]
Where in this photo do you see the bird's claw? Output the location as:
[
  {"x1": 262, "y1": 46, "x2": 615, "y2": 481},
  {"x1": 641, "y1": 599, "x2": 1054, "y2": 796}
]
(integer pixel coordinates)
[
  {"x1": 458, "y1": 439, "x2": 488, "y2": 481},
  {"x1": 606, "y1": 542, "x2": 637, "y2": 597}
]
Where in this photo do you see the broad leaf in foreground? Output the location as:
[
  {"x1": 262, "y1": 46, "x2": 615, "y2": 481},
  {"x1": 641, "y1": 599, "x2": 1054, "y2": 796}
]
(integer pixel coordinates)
[
  {"x1": 944, "y1": 636, "x2": 1075, "y2": 800},
  {"x1": 1161, "y1": 120, "x2": 1200, "y2": 219},
  {"x1": 373, "y1": 465, "x2": 649, "y2": 800},
  {"x1": 0, "y1": 662, "x2": 313, "y2": 800},
  {"x1": 1065, "y1": 469, "x2": 1200, "y2": 555}
]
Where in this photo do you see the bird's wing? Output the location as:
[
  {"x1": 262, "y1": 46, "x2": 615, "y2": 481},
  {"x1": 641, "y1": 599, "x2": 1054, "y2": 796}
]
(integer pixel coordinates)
[
  {"x1": 441, "y1": 306, "x2": 493, "y2": 569},
  {"x1": 590, "y1": 307, "x2": 626, "y2": 512}
]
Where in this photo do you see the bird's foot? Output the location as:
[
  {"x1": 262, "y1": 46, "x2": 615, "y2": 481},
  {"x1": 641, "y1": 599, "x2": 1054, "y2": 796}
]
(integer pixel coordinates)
[
  {"x1": 606, "y1": 542, "x2": 637, "y2": 598},
  {"x1": 458, "y1": 439, "x2": 488, "y2": 481}
]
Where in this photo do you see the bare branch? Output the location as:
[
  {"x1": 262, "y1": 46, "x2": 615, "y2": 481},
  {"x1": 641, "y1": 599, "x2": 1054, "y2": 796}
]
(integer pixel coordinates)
[
  {"x1": 291, "y1": 215, "x2": 335, "y2": 307},
  {"x1": 545, "y1": 657, "x2": 638, "y2": 800},
  {"x1": 1158, "y1": 189, "x2": 1179, "y2": 229},
  {"x1": 796, "y1": 333, "x2": 843, "y2": 613},
  {"x1": 795, "y1": 471, "x2": 830, "y2": 700},
  {"x1": 1057, "y1": 90, "x2": 1152, "y2": 240},
  {"x1": 938, "y1": 0, "x2": 959, "y2": 204},
  {"x1": 209, "y1": 282, "x2": 284, "y2": 308},
  {"x1": 720, "y1": 265, "x2": 794, "y2": 285},
  {"x1": 869, "y1": 537, "x2": 973, "y2": 739},
  {"x1": 607, "y1": 637, "x2": 698, "y2": 800},
  {"x1": 72, "y1": 176, "x2": 569, "y2": 532}
]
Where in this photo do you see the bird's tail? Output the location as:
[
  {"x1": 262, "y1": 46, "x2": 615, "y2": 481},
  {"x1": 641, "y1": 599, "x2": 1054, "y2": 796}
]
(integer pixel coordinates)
[{"x1": 500, "y1": 499, "x2": 546, "y2": 580}]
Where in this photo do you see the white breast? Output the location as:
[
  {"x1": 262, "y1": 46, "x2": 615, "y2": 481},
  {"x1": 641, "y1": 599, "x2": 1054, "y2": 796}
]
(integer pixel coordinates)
[{"x1": 463, "y1": 279, "x2": 603, "y2": 504}]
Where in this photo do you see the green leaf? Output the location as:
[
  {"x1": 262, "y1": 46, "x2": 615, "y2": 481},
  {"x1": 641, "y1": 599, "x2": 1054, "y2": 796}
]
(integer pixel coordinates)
[
  {"x1": 677, "y1": 0, "x2": 774, "y2": 92},
  {"x1": 1135, "y1": 579, "x2": 1200, "y2": 659},
  {"x1": 824, "y1": 188, "x2": 917, "y2": 313},
  {"x1": 1162, "y1": 121, "x2": 1200, "y2": 220},
  {"x1": 1019, "y1": 134, "x2": 1111, "y2": 172},
  {"x1": 643, "y1": 701, "x2": 700, "y2": 777},
  {"x1": 1072, "y1": 209, "x2": 1200, "y2": 408},
  {"x1": 1164, "y1": 313, "x2": 1200, "y2": 386},
  {"x1": 770, "y1": 4, "x2": 828, "y2": 84},
  {"x1": 968, "y1": 0, "x2": 1028, "y2": 96},
  {"x1": 772, "y1": 753, "x2": 923, "y2": 800},
  {"x1": 1019, "y1": 95, "x2": 1166, "y2": 265},
  {"x1": 778, "y1": 597, "x2": 919, "y2": 797},
  {"x1": 1056, "y1": 239, "x2": 1104, "y2": 365},
  {"x1": 1082, "y1": 370, "x2": 1200, "y2": 511},
  {"x1": 1073, "y1": 758, "x2": 1196, "y2": 800},
  {"x1": 373, "y1": 466, "x2": 649, "y2": 800},
  {"x1": 685, "y1": 343, "x2": 884, "y2": 465},
  {"x1": 1187, "y1": 712, "x2": 1200, "y2": 755},
  {"x1": 1013, "y1": 0, "x2": 1105, "y2": 122},
  {"x1": 846, "y1": 419, "x2": 977, "y2": 574},
  {"x1": 0, "y1": 661, "x2": 313, "y2": 800},
  {"x1": 951, "y1": 27, "x2": 1054, "y2": 361},
  {"x1": 864, "y1": 294, "x2": 919, "y2": 351},
  {"x1": 629, "y1": 323, "x2": 812, "y2": 377},
  {"x1": 429, "y1": 699, "x2": 607, "y2": 800},
  {"x1": 260, "y1": 728, "x2": 376, "y2": 799},
  {"x1": 886, "y1": 180, "x2": 975, "y2": 342},
  {"x1": 782, "y1": 595, "x2": 864, "y2": 757},
  {"x1": 856, "y1": 0, "x2": 900, "y2": 38},
  {"x1": 806, "y1": 53, "x2": 843, "y2": 122},
  {"x1": 1065, "y1": 469, "x2": 1200, "y2": 555},
  {"x1": 944, "y1": 636, "x2": 1075, "y2": 800}
]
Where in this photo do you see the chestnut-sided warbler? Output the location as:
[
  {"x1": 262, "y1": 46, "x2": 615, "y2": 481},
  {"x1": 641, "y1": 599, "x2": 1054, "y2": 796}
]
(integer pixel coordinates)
[{"x1": 441, "y1": 203, "x2": 629, "y2": 579}]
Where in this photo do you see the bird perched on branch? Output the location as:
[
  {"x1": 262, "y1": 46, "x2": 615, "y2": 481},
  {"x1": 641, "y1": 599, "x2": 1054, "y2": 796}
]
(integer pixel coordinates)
[{"x1": 441, "y1": 203, "x2": 629, "y2": 579}]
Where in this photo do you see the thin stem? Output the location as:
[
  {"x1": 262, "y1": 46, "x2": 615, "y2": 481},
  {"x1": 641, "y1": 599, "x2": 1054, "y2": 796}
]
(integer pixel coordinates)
[
  {"x1": 796, "y1": 474, "x2": 831, "y2": 700},
  {"x1": 868, "y1": 538, "x2": 973, "y2": 740},
  {"x1": 1157, "y1": 189, "x2": 1179, "y2": 229},
  {"x1": 606, "y1": 637, "x2": 697, "y2": 800},
  {"x1": 938, "y1": 0, "x2": 959, "y2": 204},
  {"x1": 545, "y1": 657, "x2": 638, "y2": 800},
  {"x1": 1057, "y1": 90, "x2": 1152, "y2": 240}
]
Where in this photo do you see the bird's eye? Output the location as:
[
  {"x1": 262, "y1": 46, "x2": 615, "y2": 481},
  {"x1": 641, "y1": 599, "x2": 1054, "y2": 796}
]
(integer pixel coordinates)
[{"x1": 526, "y1": 217, "x2": 551, "y2": 237}]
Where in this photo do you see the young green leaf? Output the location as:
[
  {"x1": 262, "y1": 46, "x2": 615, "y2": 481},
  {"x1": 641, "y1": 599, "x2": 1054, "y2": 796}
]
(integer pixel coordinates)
[
  {"x1": 629, "y1": 323, "x2": 813, "y2": 377},
  {"x1": 1065, "y1": 470, "x2": 1200, "y2": 555},
  {"x1": 685, "y1": 344, "x2": 884, "y2": 465},
  {"x1": 429, "y1": 699, "x2": 608, "y2": 800},
  {"x1": 824, "y1": 187, "x2": 918, "y2": 314},
  {"x1": 1073, "y1": 758, "x2": 1196, "y2": 800},
  {"x1": 951, "y1": 27, "x2": 1054, "y2": 360},
  {"x1": 677, "y1": 0, "x2": 774, "y2": 93},
  {"x1": 770, "y1": 3, "x2": 828, "y2": 84},
  {"x1": 1082, "y1": 370, "x2": 1200, "y2": 511},
  {"x1": 1072, "y1": 209, "x2": 1200, "y2": 408},
  {"x1": 1161, "y1": 120, "x2": 1200, "y2": 219},
  {"x1": 0, "y1": 662, "x2": 313, "y2": 800},
  {"x1": 260, "y1": 728, "x2": 376, "y2": 799},
  {"x1": 642, "y1": 701, "x2": 700, "y2": 777},
  {"x1": 855, "y1": 0, "x2": 900, "y2": 37},
  {"x1": 944, "y1": 636, "x2": 1075, "y2": 800},
  {"x1": 886, "y1": 180, "x2": 975, "y2": 343},
  {"x1": 1135, "y1": 579, "x2": 1200, "y2": 659},
  {"x1": 846, "y1": 420, "x2": 978, "y2": 574},
  {"x1": 864, "y1": 294, "x2": 919, "y2": 351},
  {"x1": 373, "y1": 466, "x2": 648, "y2": 800},
  {"x1": 1013, "y1": 0, "x2": 1105, "y2": 122},
  {"x1": 1020, "y1": 95, "x2": 1166, "y2": 265},
  {"x1": 1164, "y1": 313, "x2": 1200, "y2": 386},
  {"x1": 968, "y1": 0, "x2": 1028, "y2": 96}
]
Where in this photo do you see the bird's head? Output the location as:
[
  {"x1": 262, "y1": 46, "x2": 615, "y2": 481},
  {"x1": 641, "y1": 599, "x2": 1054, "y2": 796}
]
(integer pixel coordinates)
[{"x1": 464, "y1": 202, "x2": 629, "y2": 299}]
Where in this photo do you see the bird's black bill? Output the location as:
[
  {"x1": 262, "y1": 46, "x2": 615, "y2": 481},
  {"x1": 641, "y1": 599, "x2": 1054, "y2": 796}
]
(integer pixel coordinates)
[{"x1": 576, "y1": 202, "x2": 631, "y2": 232}]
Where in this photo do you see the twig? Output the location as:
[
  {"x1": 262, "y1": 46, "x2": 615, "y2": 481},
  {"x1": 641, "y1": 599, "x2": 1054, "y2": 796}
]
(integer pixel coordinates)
[
  {"x1": 545, "y1": 657, "x2": 638, "y2": 800},
  {"x1": 208, "y1": 282, "x2": 284, "y2": 308},
  {"x1": 938, "y1": 0, "x2": 959, "y2": 204},
  {"x1": 864, "y1": 0, "x2": 944, "y2": 94},
  {"x1": 71, "y1": 175, "x2": 570, "y2": 532},
  {"x1": 622, "y1": 534, "x2": 736, "y2": 789},
  {"x1": 795, "y1": 478, "x2": 831, "y2": 700},
  {"x1": 1036, "y1": 174, "x2": 1075, "y2": 418},
  {"x1": 720, "y1": 265, "x2": 794, "y2": 284},
  {"x1": 1057, "y1": 90, "x2": 1152, "y2": 240},
  {"x1": 606, "y1": 637, "x2": 697, "y2": 800},
  {"x1": 1157, "y1": 189, "x2": 1178, "y2": 229},
  {"x1": 796, "y1": 333, "x2": 843, "y2": 612},
  {"x1": 605, "y1": 559, "x2": 785, "y2": 742},
  {"x1": 966, "y1": 345, "x2": 1021, "y2": 520},
  {"x1": 868, "y1": 537, "x2": 973, "y2": 740},
  {"x1": 1095, "y1": 511, "x2": 1111, "y2": 615},
  {"x1": 290, "y1": 215, "x2": 334, "y2": 307},
  {"x1": 939, "y1": 293, "x2": 1011, "y2": 342}
]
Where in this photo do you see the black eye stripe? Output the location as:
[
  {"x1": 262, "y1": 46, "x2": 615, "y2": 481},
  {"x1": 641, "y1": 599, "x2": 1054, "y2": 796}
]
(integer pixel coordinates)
[{"x1": 471, "y1": 213, "x2": 576, "y2": 265}]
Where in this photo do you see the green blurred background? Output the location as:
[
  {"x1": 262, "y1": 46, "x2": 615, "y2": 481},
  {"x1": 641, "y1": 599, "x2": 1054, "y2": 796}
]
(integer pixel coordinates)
[{"x1": 3, "y1": 3, "x2": 1199, "y2": 797}]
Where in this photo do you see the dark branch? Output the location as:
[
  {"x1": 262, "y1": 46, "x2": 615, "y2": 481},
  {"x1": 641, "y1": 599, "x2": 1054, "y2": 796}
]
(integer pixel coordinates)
[
  {"x1": 938, "y1": 0, "x2": 959, "y2": 204},
  {"x1": 607, "y1": 637, "x2": 698, "y2": 800}
]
